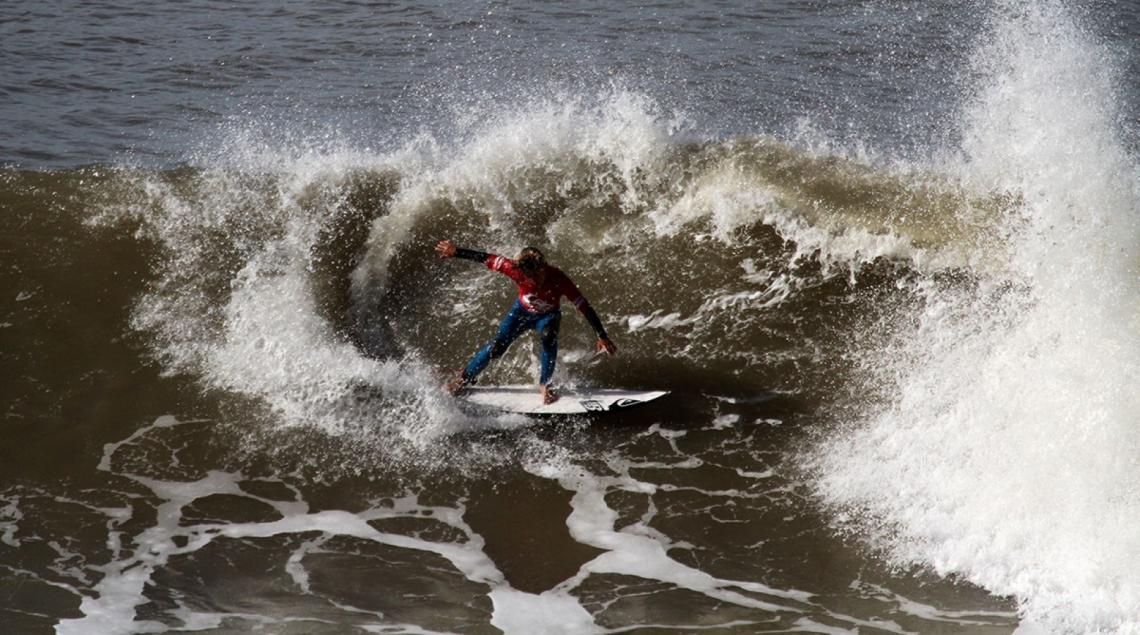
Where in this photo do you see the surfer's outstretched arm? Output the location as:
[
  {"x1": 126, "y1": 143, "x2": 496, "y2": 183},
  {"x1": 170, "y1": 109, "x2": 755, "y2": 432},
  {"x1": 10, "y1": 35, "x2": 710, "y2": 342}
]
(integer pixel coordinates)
[
  {"x1": 437, "y1": 240, "x2": 522, "y2": 282},
  {"x1": 436, "y1": 239, "x2": 500, "y2": 266},
  {"x1": 435, "y1": 239, "x2": 484, "y2": 260},
  {"x1": 561, "y1": 282, "x2": 617, "y2": 356}
]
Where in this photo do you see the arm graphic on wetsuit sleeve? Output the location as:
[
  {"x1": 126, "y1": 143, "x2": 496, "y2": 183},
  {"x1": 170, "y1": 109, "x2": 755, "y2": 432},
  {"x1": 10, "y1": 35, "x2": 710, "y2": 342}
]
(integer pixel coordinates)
[
  {"x1": 436, "y1": 240, "x2": 515, "y2": 273},
  {"x1": 436, "y1": 240, "x2": 495, "y2": 265},
  {"x1": 453, "y1": 247, "x2": 490, "y2": 263}
]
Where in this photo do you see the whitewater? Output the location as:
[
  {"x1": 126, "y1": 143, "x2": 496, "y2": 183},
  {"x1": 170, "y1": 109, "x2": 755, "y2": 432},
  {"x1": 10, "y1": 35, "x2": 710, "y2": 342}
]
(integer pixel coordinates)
[{"x1": 813, "y1": 3, "x2": 1140, "y2": 632}]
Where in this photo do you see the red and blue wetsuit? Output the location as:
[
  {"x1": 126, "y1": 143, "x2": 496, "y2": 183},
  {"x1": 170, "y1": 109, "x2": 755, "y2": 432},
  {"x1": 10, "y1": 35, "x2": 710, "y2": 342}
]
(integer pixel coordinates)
[{"x1": 454, "y1": 248, "x2": 608, "y2": 386}]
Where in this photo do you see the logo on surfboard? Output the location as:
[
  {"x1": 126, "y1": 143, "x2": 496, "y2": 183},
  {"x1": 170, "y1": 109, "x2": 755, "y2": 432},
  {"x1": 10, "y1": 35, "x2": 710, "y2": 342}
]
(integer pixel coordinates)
[{"x1": 577, "y1": 398, "x2": 644, "y2": 412}]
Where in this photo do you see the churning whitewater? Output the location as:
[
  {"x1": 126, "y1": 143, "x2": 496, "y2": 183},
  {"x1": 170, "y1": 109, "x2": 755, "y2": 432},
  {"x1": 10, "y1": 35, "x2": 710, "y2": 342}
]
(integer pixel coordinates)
[
  {"x1": 1, "y1": 0, "x2": 1137, "y2": 633},
  {"x1": 812, "y1": 3, "x2": 1140, "y2": 632}
]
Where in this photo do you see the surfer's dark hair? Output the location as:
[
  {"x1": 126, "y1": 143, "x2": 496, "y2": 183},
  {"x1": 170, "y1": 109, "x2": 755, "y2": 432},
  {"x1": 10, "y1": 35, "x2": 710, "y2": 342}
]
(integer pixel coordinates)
[{"x1": 517, "y1": 247, "x2": 544, "y2": 274}]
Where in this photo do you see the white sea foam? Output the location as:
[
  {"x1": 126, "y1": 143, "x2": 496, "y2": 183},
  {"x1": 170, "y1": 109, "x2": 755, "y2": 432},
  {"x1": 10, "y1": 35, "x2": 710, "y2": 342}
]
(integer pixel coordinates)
[
  {"x1": 0, "y1": 493, "x2": 23, "y2": 548},
  {"x1": 812, "y1": 2, "x2": 1140, "y2": 631},
  {"x1": 489, "y1": 587, "x2": 596, "y2": 634},
  {"x1": 65, "y1": 417, "x2": 724, "y2": 634},
  {"x1": 65, "y1": 417, "x2": 609, "y2": 635},
  {"x1": 522, "y1": 455, "x2": 815, "y2": 618}
]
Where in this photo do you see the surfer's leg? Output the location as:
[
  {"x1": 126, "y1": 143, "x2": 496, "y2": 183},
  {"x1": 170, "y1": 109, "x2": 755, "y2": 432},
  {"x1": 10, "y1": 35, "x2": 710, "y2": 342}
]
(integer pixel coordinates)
[
  {"x1": 537, "y1": 311, "x2": 561, "y2": 386},
  {"x1": 462, "y1": 302, "x2": 530, "y2": 382}
]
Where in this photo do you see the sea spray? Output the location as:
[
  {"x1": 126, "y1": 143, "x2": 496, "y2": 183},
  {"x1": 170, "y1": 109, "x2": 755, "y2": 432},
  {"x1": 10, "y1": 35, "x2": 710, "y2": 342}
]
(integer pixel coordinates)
[{"x1": 810, "y1": 2, "x2": 1140, "y2": 630}]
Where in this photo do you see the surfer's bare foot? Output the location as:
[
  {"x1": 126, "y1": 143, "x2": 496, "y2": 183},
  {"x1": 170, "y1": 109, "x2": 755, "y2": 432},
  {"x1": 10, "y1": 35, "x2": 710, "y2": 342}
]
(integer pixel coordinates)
[
  {"x1": 445, "y1": 374, "x2": 469, "y2": 396},
  {"x1": 540, "y1": 385, "x2": 559, "y2": 405}
]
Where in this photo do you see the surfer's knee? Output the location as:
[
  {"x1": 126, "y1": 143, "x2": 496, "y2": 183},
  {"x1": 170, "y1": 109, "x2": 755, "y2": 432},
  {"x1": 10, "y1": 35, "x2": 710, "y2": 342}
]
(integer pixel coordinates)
[
  {"x1": 489, "y1": 339, "x2": 511, "y2": 358},
  {"x1": 540, "y1": 317, "x2": 560, "y2": 345},
  {"x1": 540, "y1": 328, "x2": 557, "y2": 347}
]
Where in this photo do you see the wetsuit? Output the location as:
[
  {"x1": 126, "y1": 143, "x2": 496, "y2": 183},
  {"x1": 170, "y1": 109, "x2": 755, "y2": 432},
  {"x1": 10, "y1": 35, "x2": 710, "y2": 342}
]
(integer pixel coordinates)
[{"x1": 454, "y1": 248, "x2": 608, "y2": 386}]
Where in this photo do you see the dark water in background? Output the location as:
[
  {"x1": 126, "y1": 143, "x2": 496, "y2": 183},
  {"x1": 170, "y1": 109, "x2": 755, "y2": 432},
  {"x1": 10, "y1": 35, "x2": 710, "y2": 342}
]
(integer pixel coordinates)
[
  {"x1": 2, "y1": 1, "x2": 1139, "y2": 633},
  {"x1": 3, "y1": 0, "x2": 1007, "y2": 166}
]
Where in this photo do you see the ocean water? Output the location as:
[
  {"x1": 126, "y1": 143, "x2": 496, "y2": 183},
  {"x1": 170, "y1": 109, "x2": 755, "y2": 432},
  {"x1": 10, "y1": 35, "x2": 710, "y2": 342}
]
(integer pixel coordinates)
[{"x1": 2, "y1": 1, "x2": 1138, "y2": 633}]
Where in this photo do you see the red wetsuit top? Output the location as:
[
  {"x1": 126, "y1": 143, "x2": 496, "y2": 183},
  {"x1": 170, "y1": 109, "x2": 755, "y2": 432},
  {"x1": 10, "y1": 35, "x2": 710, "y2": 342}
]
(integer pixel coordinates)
[{"x1": 455, "y1": 248, "x2": 608, "y2": 338}]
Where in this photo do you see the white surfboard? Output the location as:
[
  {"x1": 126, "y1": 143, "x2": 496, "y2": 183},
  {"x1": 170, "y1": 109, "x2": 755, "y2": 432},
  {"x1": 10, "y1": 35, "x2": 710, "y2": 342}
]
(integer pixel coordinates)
[{"x1": 460, "y1": 385, "x2": 669, "y2": 415}]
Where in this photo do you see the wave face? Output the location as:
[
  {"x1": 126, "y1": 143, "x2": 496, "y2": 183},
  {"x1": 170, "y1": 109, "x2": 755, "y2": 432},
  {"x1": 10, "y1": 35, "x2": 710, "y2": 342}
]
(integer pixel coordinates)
[{"x1": 810, "y1": 3, "x2": 1140, "y2": 631}]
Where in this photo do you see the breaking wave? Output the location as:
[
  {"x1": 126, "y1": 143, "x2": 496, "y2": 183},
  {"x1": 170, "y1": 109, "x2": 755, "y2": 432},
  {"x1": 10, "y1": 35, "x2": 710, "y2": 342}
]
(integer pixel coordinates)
[{"x1": 809, "y1": 3, "x2": 1140, "y2": 631}]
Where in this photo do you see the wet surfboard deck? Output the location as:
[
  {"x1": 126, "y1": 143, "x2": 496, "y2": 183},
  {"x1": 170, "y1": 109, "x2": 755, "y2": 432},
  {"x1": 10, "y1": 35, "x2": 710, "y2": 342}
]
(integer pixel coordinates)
[{"x1": 460, "y1": 385, "x2": 669, "y2": 415}]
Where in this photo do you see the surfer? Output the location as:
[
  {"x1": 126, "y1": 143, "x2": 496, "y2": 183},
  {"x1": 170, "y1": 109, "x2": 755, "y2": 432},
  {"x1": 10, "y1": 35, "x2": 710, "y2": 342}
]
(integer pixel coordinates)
[{"x1": 435, "y1": 239, "x2": 617, "y2": 404}]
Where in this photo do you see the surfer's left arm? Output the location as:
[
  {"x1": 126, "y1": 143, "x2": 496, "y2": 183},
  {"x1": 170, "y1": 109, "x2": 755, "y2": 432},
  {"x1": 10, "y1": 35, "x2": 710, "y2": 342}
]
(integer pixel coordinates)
[
  {"x1": 436, "y1": 240, "x2": 519, "y2": 276},
  {"x1": 563, "y1": 279, "x2": 617, "y2": 355}
]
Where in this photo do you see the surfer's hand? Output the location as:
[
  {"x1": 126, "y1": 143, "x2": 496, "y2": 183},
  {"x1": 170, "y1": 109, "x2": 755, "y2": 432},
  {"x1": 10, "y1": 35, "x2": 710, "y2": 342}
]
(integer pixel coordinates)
[
  {"x1": 435, "y1": 239, "x2": 456, "y2": 258},
  {"x1": 597, "y1": 337, "x2": 617, "y2": 355}
]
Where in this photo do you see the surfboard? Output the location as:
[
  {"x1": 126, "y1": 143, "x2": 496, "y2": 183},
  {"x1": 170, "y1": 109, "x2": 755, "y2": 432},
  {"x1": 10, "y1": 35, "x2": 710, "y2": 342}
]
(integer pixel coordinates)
[{"x1": 460, "y1": 385, "x2": 669, "y2": 415}]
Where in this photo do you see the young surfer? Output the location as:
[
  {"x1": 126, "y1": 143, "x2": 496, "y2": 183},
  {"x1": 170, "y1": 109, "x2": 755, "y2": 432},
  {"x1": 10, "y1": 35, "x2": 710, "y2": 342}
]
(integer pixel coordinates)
[{"x1": 435, "y1": 239, "x2": 617, "y2": 404}]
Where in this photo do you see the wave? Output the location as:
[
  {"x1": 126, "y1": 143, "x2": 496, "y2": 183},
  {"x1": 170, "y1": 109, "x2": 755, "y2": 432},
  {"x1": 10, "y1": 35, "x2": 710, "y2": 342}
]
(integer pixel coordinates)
[
  {"x1": 6, "y1": 3, "x2": 1138, "y2": 628},
  {"x1": 809, "y1": 2, "x2": 1140, "y2": 631},
  {"x1": 48, "y1": 87, "x2": 1006, "y2": 454}
]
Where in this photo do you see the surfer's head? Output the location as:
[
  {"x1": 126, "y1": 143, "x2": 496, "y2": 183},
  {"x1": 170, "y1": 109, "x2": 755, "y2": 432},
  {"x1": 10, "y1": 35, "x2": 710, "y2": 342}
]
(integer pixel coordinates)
[{"x1": 517, "y1": 247, "x2": 545, "y2": 277}]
